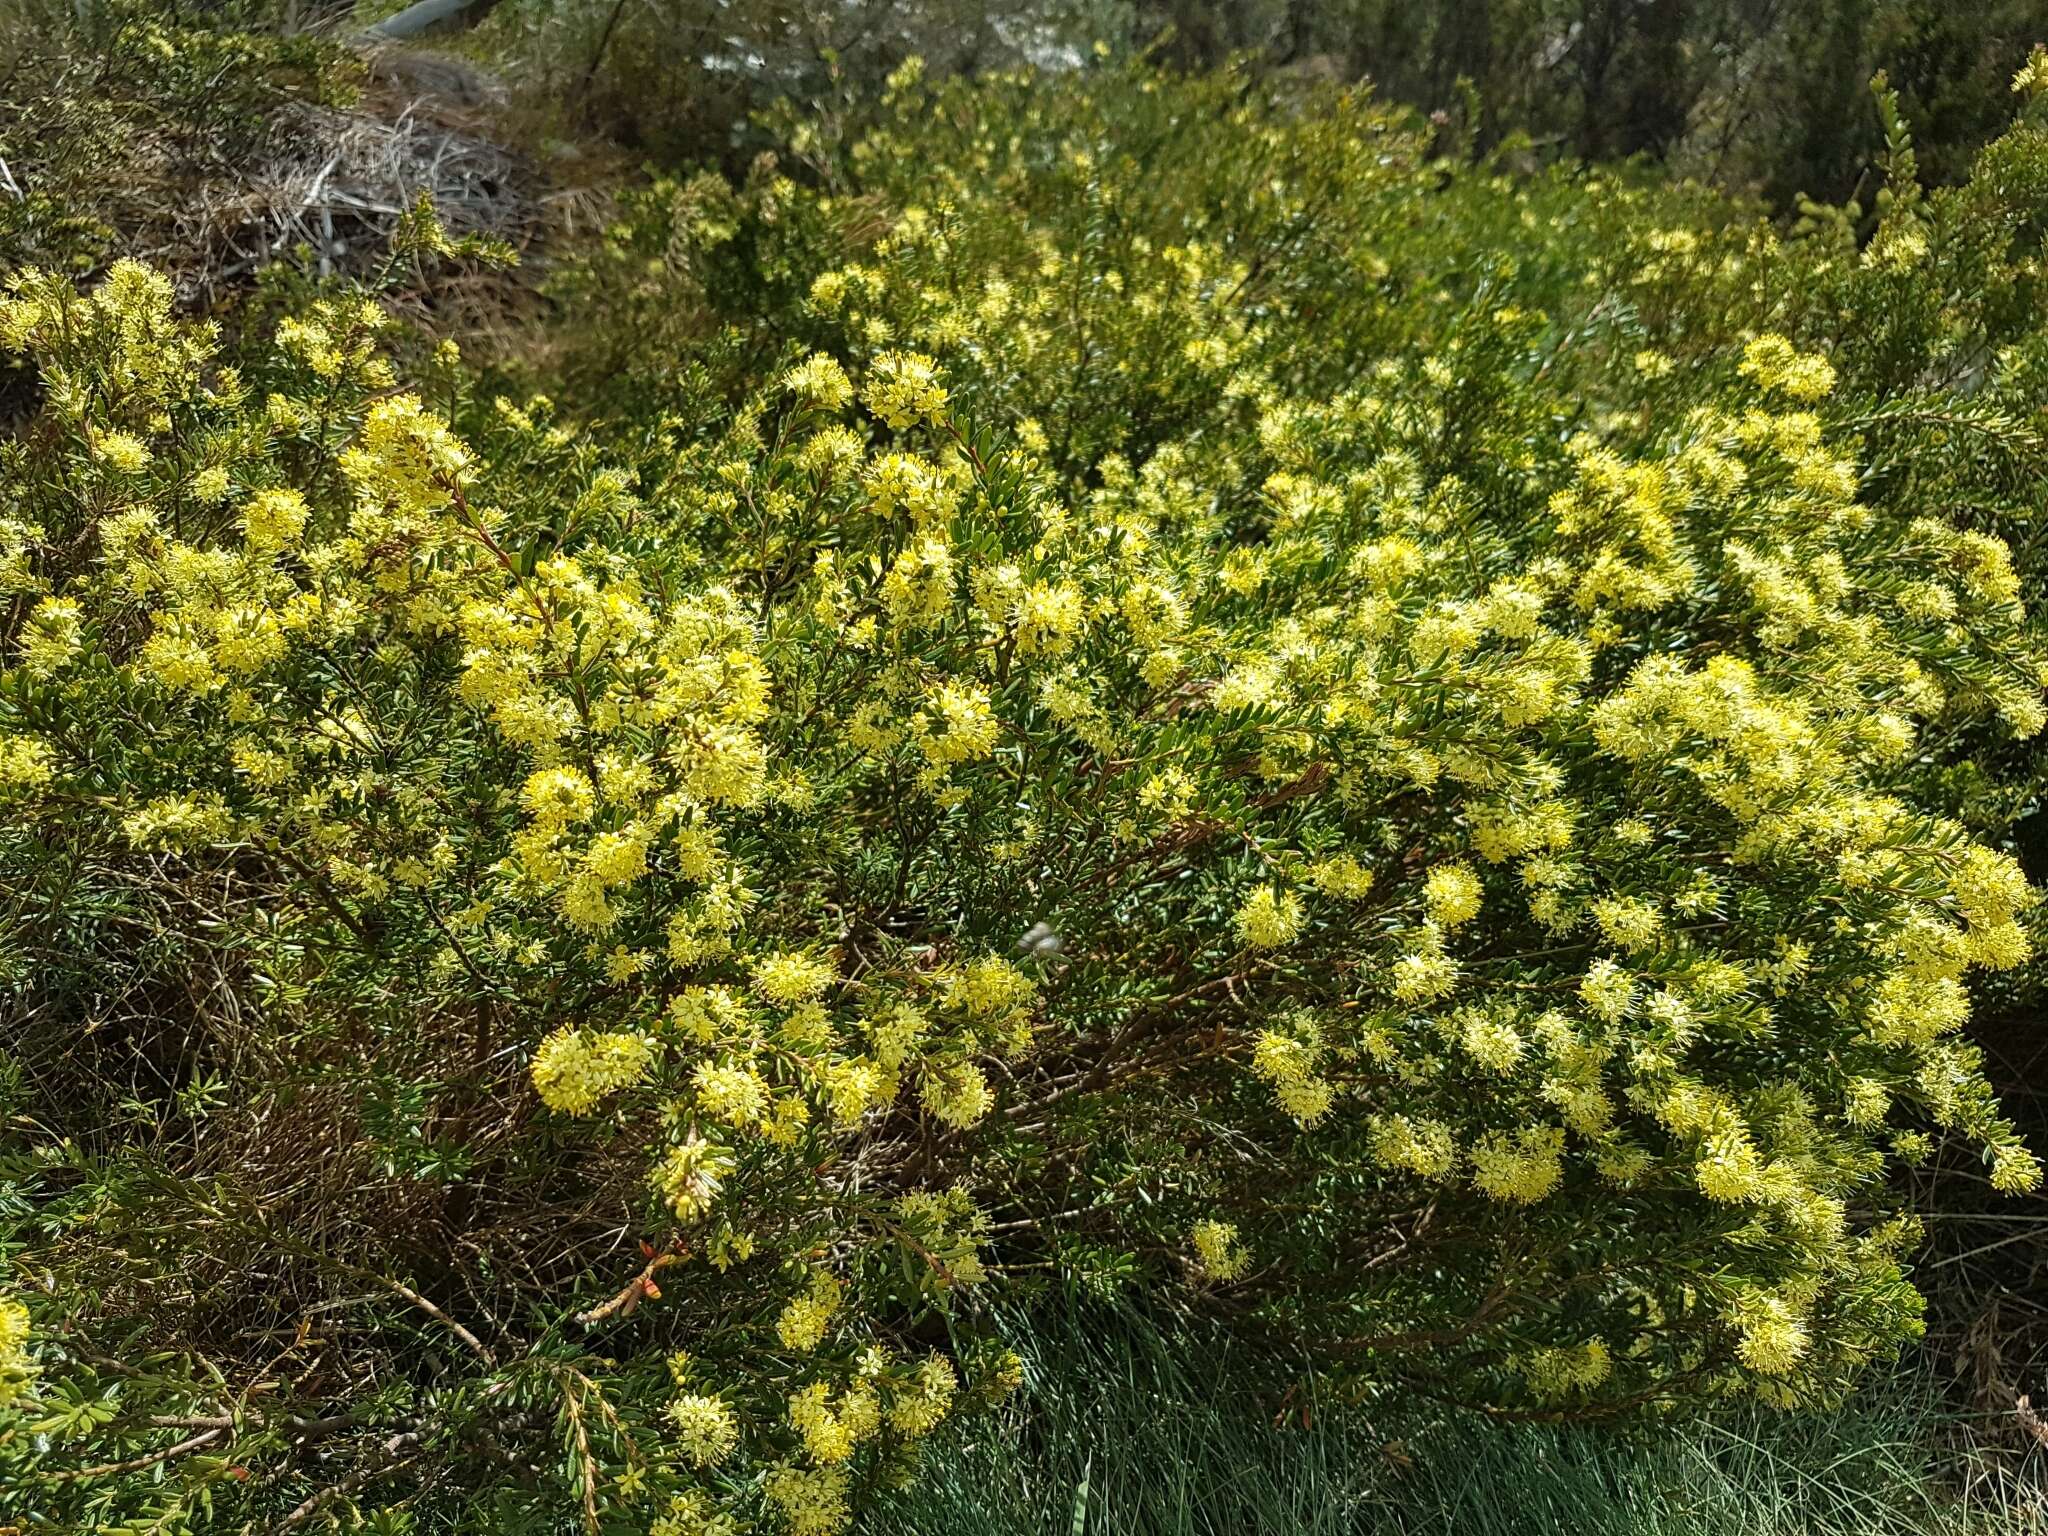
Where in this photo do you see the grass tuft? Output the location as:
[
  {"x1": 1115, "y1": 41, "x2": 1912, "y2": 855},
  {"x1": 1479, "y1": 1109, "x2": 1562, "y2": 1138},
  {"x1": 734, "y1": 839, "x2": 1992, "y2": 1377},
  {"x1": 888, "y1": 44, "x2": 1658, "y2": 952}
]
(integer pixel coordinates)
[{"x1": 879, "y1": 1299, "x2": 2047, "y2": 1536}]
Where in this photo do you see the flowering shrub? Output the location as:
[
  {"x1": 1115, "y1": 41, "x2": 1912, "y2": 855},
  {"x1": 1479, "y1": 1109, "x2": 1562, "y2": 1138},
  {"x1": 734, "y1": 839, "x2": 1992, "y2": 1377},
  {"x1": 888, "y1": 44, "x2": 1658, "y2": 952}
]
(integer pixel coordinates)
[{"x1": 5, "y1": 51, "x2": 2048, "y2": 1536}]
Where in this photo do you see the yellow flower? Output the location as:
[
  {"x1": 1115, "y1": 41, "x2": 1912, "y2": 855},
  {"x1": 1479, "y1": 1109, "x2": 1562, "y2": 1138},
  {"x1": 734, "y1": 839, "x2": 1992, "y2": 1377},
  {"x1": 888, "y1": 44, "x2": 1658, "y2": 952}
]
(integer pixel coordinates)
[
  {"x1": 1234, "y1": 884, "x2": 1303, "y2": 948},
  {"x1": 140, "y1": 627, "x2": 221, "y2": 694},
  {"x1": 1190, "y1": 1219, "x2": 1248, "y2": 1281},
  {"x1": 788, "y1": 1381, "x2": 879, "y2": 1464},
  {"x1": 1730, "y1": 1293, "x2": 1810, "y2": 1376},
  {"x1": 1591, "y1": 895, "x2": 1663, "y2": 952},
  {"x1": 753, "y1": 949, "x2": 837, "y2": 1006},
  {"x1": 0, "y1": 1295, "x2": 32, "y2": 1406},
  {"x1": 338, "y1": 394, "x2": 470, "y2": 520},
  {"x1": 18, "y1": 597, "x2": 81, "y2": 676},
  {"x1": 1737, "y1": 334, "x2": 1835, "y2": 402},
  {"x1": 1014, "y1": 580, "x2": 1086, "y2": 657},
  {"x1": 241, "y1": 487, "x2": 309, "y2": 553},
  {"x1": 783, "y1": 353, "x2": 854, "y2": 410},
  {"x1": 916, "y1": 681, "x2": 1000, "y2": 766},
  {"x1": 886, "y1": 1353, "x2": 956, "y2": 1437},
  {"x1": 94, "y1": 432, "x2": 151, "y2": 472},
  {"x1": 1470, "y1": 1126, "x2": 1565, "y2": 1204},
  {"x1": 1579, "y1": 959, "x2": 1635, "y2": 1021},
  {"x1": 1423, "y1": 864, "x2": 1483, "y2": 927},
  {"x1": 520, "y1": 766, "x2": 596, "y2": 828},
  {"x1": 864, "y1": 350, "x2": 948, "y2": 429},
  {"x1": 1370, "y1": 1114, "x2": 1458, "y2": 1180},
  {"x1": 694, "y1": 1060, "x2": 771, "y2": 1127},
  {"x1": 666, "y1": 1393, "x2": 739, "y2": 1466},
  {"x1": 1247, "y1": 1018, "x2": 1335, "y2": 1126},
  {"x1": 1460, "y1": 1010, "x2": 1524, "y2": 1072},
  {"x1": 651, "y1": 1136, "x2": 735, "y2": 1223},
  {"x1": 776, "y1": 1270, "x2": 842, "y2": 1353},
  {"x1": 1521, "y1": 1340, "x2": 1611, "y2": 1399},
  {"x1": 529, "y1": 1027, "x2": 656, "y2": 1115},
  {"x1": 1991, "y1": 1142, "x2": 2043, "y2": 1194},
  {"x1": 922, "y1": 1061, "x2": 995, "y2": 1127},
  {"x1": 764, "y1": 1464, "x2": 850, "y2": 1536},
  {"x1": 943, "y1": 956, "x2": 1035, "y2": 1022},
  {"x1": 1307, "y1": 852, "x2": 1375, "y2": 899}
]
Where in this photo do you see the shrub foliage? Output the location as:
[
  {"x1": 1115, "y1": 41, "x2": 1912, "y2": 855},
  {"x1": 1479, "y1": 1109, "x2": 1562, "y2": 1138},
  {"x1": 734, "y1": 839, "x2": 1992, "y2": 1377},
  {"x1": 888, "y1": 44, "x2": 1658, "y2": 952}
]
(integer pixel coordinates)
[{"x1": 3, "y1": 43, "x2": 2048, "y2": 1536}]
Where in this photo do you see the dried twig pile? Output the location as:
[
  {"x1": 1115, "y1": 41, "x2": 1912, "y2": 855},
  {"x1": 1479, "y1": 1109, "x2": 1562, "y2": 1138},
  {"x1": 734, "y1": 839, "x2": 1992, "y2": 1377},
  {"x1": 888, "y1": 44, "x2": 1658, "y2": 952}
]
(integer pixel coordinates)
[{"x1": 165, "y1": 56, "x2": 548, "y2": 312}]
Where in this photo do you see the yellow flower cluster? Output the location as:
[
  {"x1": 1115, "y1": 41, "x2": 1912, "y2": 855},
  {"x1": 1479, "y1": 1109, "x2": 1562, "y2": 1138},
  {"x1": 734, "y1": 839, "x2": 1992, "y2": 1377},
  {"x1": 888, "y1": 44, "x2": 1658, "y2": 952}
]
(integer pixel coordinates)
[
  {"x1": 530, "y1": 1028, "x2": 658, "y2": 1115},
  {"x1": 1728, "y1": 1293, "x2": 1812, "y2": 1376},
  {"x1": 863, "y1": 350, "x2": 948, "y2": 428},
  {"x1": 886, "y1": 1354, "x2": 958, "y2": 1437},
  {"x1": 1249, "y1": 1022, "x2": 1335, "y2": 1125},
  {"x1": 0, "y1": 1297, "x2": 32, "y2": 1408},
  {"x1": 1520, "y1": 1340, "x2": 1612, "y2": 1400},
  {"x1": 1234, "y1": 884, "x2": 1304, "y2": 949},
  {"x1": 1737, "y1": 333, "x2": 1837, "y2": 402},
  {"x1": 0, "y1": 736, "x2": 54, "y2": 796},
  {"x1": 776, "y1": 1270, "x2": 843, "y2": 1354},
  {"x1": 652, "y1": 1136, "x2": 735, "y2": 1223},
  {"x1": 1190, "y1": 1219, "x2": 1249, "y2": 1281},
  {"x1": 665, "y1": 1394, "x2": 740, "y2": 1467},
  {"x1": 783, "y1": 353, "x2": 854, "y2": 410},
  {"x1": 763, "y1": 1464, "x2": 849, "y2": 1536},
  {"x1": 1469, "y1": 1126, "x2": 1566, "y2": 1205},
  {"x1": 1422, "y1": 864, "x2": 1483, "y2": 928},
  {"x1": 787, "y1": 1380, "x2": 880, "y2": 1464}
]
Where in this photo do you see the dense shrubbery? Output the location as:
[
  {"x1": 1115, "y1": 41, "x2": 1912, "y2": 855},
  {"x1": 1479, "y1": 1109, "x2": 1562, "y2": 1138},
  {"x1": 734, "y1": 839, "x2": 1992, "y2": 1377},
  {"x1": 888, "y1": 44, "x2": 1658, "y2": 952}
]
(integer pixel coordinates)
[
  {"x1": 464, "y1": 0, "x2": 2048, "y2": 203},
  {"x1": 5, "y1": 33, "x2": 2048, "y2": 1536},
  {"x1": 1135, "y1": 0, "x2": 2048, "y2": 200}
]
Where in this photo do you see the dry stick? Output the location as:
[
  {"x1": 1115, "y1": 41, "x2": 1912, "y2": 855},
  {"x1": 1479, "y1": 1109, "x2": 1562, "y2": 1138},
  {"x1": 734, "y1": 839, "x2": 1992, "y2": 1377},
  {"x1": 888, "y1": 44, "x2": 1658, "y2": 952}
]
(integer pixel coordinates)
[
  {"x1": 574, "y1": 1250, "x2": 685, "y2": 1326},
  {"x1": 42, "y1": 1428, "x2": 225, "y2": 1484},
  {"x1": 361, "y1": 1272, "x2": 498, "y2": 1368},
  {"x1": 2017, "y1": 1396, "x2": 2048, "y2": 1451},
  {"x1": 579, "y1": 0, "x2": 633, "y2": 98},
  {"x1": 272, "y1": 1430, "x2": 427, "y2": 1531},
  {"x1": 147, "y1": 1410, "x2": 362, "y2": 1437}
]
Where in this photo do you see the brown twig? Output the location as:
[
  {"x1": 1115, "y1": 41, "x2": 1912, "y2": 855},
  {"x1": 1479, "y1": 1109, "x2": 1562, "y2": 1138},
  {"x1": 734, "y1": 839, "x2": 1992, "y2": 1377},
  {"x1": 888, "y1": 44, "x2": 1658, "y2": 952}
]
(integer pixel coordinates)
[
  {"x1": 574, "y1": 1249, "x2": 685, "y2": 1326},
  {"x1": 41, "y1": 1428, "x2": 224, "y2": 1483}
]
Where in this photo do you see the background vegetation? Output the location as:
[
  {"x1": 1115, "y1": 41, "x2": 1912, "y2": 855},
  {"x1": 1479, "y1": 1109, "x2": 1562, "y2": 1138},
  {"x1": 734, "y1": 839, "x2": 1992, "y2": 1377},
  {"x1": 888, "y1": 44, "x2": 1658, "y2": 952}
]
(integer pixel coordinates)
[{"x1": 454, "y1": 0, "x2": 2048, "y2": 199}]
